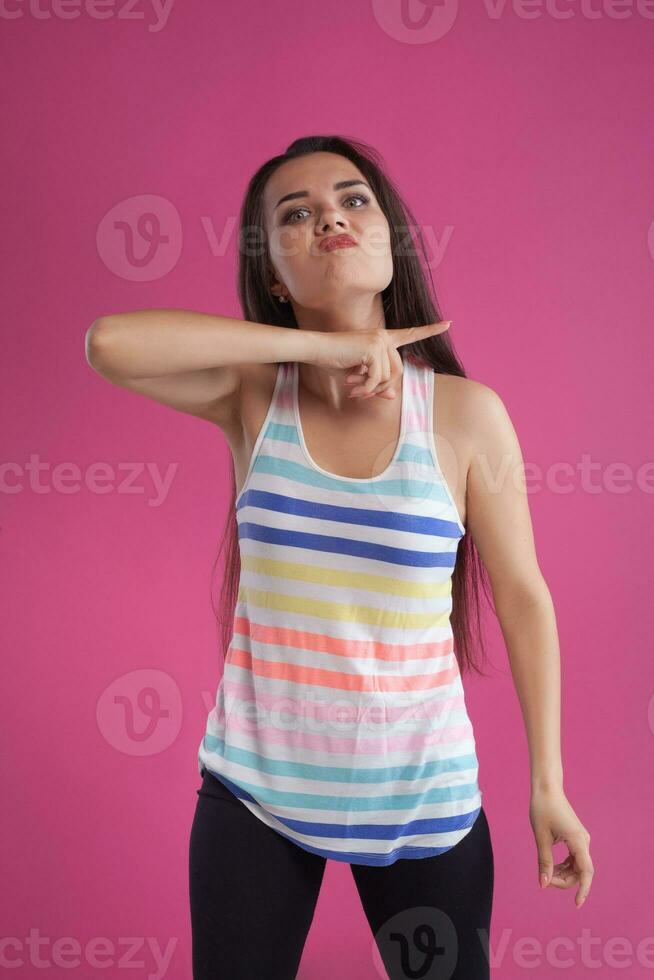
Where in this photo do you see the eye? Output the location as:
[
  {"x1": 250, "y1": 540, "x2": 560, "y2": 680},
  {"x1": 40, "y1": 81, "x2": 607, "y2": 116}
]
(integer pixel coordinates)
[
  {"x1": 344, "y1": 193, "x2": 370, "y2": 209},
  {"x1": 282, "y1": 193, "x2": 370, "y2": 224}
]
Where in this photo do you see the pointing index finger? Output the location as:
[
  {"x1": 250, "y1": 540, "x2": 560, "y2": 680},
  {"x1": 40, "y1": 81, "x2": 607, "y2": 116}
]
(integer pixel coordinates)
[{"x1": 389, "y1": 321, "x2": 452, "y2": 349}]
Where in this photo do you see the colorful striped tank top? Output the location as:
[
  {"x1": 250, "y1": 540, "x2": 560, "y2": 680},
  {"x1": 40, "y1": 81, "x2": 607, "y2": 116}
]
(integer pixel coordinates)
[{"x1": 197, "y1": 352, "x2": 483, "y2": 866}]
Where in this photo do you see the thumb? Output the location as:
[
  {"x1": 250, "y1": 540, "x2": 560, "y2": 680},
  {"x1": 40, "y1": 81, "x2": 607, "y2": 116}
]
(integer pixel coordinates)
[
  {"x1": 537, "y1": 834, "x2": 554, "y2": 888},
  {"x1": 388, "y1": 321, "x2": 452, "y2": 349}
]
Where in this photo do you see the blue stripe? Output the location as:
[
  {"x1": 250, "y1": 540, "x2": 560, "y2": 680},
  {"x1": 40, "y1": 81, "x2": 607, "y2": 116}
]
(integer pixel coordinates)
[
  {"x1": 238, "y1": 522, "x2": 457, "y2": 567},
  {"x1": 203, "y1": 770, "x2": 483, "y2": 865},
  {"x1": 237, "y1": 488, "x2": 463, "y2": 539},
  {"x1": 277, "y1": 808, "x2": 482, "y2": 842},
  {"x1": 207, "y1": 770, "x2": 481, "y2": 839}
]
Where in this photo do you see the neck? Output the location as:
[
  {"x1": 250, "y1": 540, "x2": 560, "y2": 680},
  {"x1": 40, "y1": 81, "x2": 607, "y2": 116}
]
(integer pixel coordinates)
[
  {"x1": 292, "y1": 292, "x2": 391, "y2": 410},
  {"x1": 292, "y1": 291, "x2": 386, "y2": 336}
]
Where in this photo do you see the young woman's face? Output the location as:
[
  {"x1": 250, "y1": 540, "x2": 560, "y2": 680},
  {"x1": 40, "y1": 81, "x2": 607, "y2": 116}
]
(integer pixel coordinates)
[{"x1": 263, "y1": 151, "x2": 393, "y2": 310}]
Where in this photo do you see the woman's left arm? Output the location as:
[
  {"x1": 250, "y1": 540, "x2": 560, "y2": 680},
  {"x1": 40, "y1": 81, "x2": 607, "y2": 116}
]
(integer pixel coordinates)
[{"x1": 462, "y1": 380, "x2": 594, "y2": 909}]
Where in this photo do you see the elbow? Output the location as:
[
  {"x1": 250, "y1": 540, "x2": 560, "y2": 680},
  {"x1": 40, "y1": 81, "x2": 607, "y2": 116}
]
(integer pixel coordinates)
[{"x1": 492, "y1": 570, "x2": 553, "y2": 617}]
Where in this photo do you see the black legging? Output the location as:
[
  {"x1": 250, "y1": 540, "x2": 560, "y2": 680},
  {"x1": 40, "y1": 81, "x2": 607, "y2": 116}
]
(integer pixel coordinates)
[{"x1": 189, "y1": 768, "x2": 494, "y2": 979}]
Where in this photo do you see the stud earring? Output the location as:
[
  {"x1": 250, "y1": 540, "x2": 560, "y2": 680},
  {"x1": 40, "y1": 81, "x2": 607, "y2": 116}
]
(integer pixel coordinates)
[{"x1": 278, "y1": 295, "x2": 288, "y2": 303}]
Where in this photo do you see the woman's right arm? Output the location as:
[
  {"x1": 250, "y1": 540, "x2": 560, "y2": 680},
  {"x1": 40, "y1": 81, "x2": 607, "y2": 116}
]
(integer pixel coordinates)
[{"x1": 84, "y1": 309, "x2": 320, "y2": 426}]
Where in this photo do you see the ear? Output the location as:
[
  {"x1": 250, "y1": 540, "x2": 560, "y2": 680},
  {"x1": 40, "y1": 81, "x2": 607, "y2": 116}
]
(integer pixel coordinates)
[
  {"x1": 269, "y1": 278, "x2": 289, "y2": 303},
  {"x1": 268, "y1": 264, "x2": 287, "y2": 301}
]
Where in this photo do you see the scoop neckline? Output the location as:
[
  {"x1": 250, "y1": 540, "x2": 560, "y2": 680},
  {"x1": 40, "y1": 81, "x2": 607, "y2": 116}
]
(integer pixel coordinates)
[{"x1": 292, "y1": 356, "x2": 409, "y2": 484}]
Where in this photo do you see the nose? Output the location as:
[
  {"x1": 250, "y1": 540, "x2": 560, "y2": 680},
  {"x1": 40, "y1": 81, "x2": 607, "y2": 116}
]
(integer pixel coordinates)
[{"x1": 318, "y1": 208, "x2": 347, "y2": 232}]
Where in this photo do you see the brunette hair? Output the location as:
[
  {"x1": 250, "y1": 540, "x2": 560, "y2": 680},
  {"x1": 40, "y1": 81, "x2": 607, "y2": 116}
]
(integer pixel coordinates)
[{"x1": 211, "y1": 134, "x2": 494, "y2": 676}]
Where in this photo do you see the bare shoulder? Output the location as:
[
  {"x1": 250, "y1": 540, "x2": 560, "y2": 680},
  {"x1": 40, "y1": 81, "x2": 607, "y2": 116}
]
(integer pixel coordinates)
[
  {"x1": 435, "y1": 373, "x2": 516, "y2": 451},
  {"x1": 436, "y1": 372, "x2": 505, "y2": 410},
  {"x1": 435, "y1": 374, "x2": 522, "y2": 484}
]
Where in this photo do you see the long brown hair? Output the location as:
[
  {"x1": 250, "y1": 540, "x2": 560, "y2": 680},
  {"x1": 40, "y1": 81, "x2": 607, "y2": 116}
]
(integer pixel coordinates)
[{"x1": 211, "y1": 134, "x2": 494, "y2": 676}]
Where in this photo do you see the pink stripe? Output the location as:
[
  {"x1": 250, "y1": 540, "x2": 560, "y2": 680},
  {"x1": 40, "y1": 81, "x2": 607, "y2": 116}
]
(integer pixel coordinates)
[
  {"x1": 405, "y1": 408, "x2": 427, "y2": 433},
  {"x1": 277, "y1": 387, "x2": 293, "y2": 410},
  {"x1": 217, "y1": 703, "x2": 474, "y2": 755},
  {"x1": 277, "y1": 359, "x2": 429, "y2": 430}
]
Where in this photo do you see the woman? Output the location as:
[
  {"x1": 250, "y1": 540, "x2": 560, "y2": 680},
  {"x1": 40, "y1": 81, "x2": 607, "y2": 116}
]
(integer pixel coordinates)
[{"x1": 86, "y1": 135, "x2": 594, "y2": 980}]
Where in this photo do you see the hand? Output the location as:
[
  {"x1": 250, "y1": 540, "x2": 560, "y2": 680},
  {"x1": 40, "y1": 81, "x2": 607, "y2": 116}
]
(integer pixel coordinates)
[
  {"x1": 312, "y1": 321, "x2": 452, "y2": 400},
  {"x1": 530, "y1": 787, "x2": 594, "y2": 908}
]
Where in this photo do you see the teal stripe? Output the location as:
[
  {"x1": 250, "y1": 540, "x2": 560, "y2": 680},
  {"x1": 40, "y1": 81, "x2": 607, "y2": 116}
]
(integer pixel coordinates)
[
  {"x1": 268, "y1": 420, "x2": 434, "y2": 468},
  {"x1": 202, "y1": 756, "x2": 478, "y2": 812},
  {"x1": 398, "y1": 441, "x2": 434, "y2": 466},
  {"x1": 246, "y1": 454, "x2": 452, "y2": 501},
  {"x1": 267, "y1": 420, "x2": 433, "y2": 465},
  {"x1": 266, "y1": 420, "x2": 299, "y2": 443},
  {"x1": 203, "y1": 736, "x2": 477, "y2": 786}
]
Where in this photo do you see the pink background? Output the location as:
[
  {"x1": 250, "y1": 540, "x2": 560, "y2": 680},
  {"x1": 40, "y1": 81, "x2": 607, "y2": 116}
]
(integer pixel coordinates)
[{"x1": 2, "y1": 2, "x2": 653, "y2": 978}]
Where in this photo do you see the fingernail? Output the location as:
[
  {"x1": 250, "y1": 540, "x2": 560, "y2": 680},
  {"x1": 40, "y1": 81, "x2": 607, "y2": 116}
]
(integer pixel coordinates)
[{"x1": 540, "y1": 874, "x2": 549, "y2": 888}]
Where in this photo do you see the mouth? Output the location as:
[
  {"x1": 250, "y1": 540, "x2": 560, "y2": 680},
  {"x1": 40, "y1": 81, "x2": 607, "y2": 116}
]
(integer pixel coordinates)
[{"x1": 318, "y1": 234, "x2": 358, "y2": 253}]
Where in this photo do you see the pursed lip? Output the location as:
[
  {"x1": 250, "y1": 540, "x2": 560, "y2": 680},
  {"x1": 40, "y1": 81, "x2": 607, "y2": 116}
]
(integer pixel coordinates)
[{"x1": 318, "y1": 234, "x2": 358, "y2": 253}]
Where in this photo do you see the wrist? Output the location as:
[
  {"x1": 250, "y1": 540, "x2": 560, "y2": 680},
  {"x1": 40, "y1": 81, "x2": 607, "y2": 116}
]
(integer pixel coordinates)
[
  {"x1": 531, "y1": 770, "x2": 564, "y2": 794},
  {"x1": 282, "y1": 326, "x2": 327, "y2": 367},
  {"x1": 301, "y1": 329, "x2": 328, "y2": 367}
]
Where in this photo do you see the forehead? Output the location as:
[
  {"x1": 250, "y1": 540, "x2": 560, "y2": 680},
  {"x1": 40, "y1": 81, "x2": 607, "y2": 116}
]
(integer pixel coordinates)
[{"x1": 263, "y1": 152, "x2": 368, "y2": 215}]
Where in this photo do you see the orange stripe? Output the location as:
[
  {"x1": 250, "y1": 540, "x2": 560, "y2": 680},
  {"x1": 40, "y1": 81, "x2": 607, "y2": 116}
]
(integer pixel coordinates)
[
  {"x1": 228, "y1": 645, "x2": 460, "y2": 695},
  {"x1": 233, "y1": 615, "x2": 454, "y2": 663}
]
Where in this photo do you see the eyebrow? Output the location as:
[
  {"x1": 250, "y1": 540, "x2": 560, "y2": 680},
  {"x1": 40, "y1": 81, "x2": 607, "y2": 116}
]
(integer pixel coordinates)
[{"x1": 273, "y1": 179, "x2": 371, "y2": 210}]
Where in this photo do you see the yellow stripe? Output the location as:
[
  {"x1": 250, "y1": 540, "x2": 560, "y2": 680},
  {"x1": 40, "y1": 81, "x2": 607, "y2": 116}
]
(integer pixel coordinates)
[
  {"x1": 238, "y1": 586, "x2": 451, "y2": 630},
  {"x1": 240, "y1": 553, "x2": 452, "y2": 599}
]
